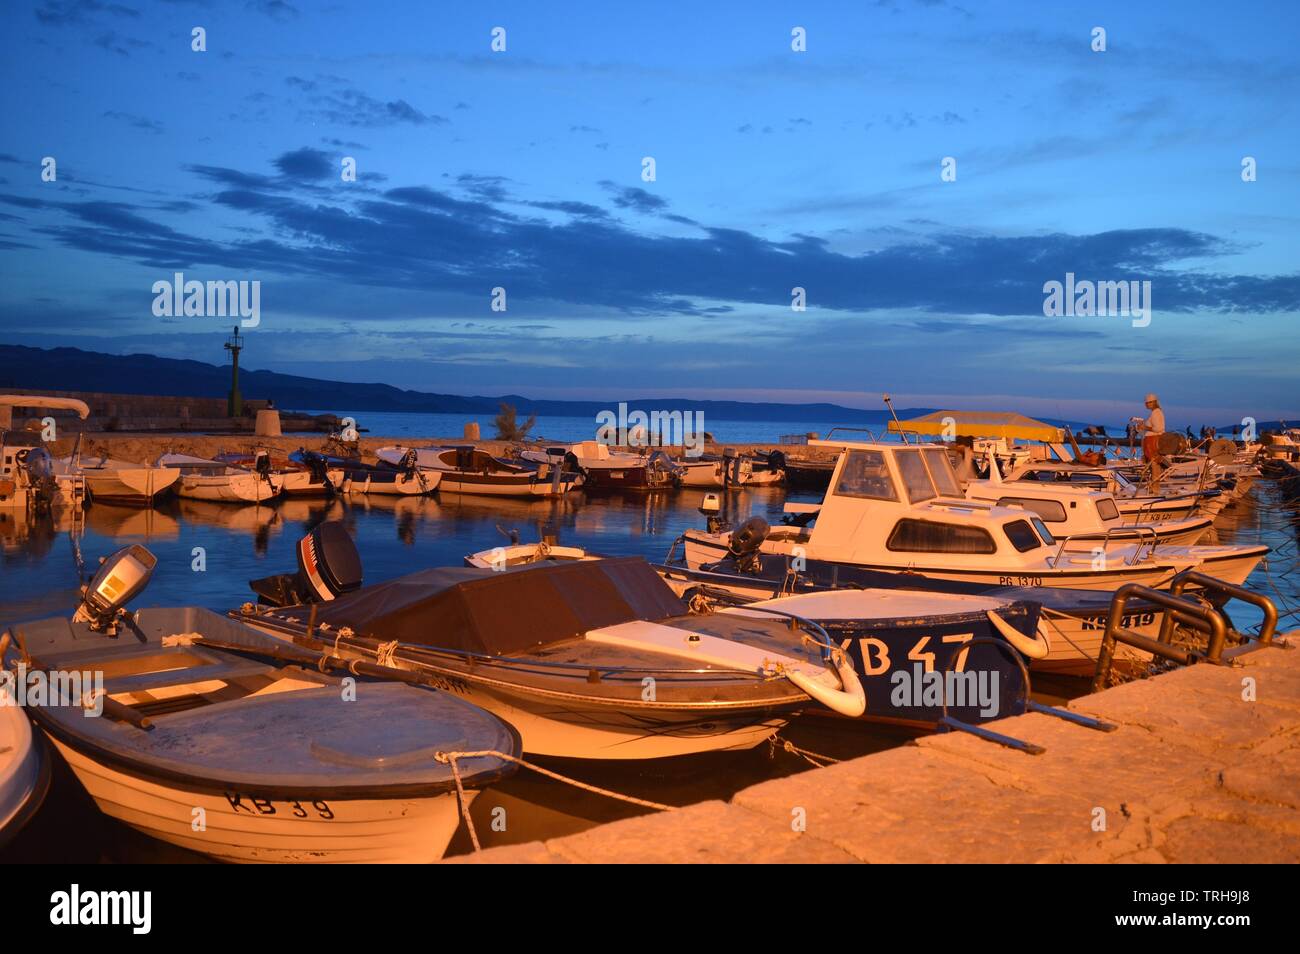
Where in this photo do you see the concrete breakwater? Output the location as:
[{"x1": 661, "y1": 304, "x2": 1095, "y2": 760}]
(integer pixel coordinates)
[{"x1": 451, "y1": 636, "x2": 1300, "y2": 864}]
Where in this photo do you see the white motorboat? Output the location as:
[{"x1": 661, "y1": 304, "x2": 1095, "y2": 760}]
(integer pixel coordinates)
[
  {"x1": 55, "y1": 452, "x2": 179, "y2": 505},
  {"x1": 520, "y1": 441, "x2": 679, "y2": 492},
  {"x1": 4, "y1": 544, "x2": 519, "y2": 863},
  {"x1": 1006, "y1": 461, "x2": 1230, "y2": 521},
  {"x1": 1, "y1": 396, "x2": 91, "y2": 511},
  {"x1": 156, "y1": 453, "x2": 282, "y2": 503},
  {"x1": 681, "y1": 439, "x2": 1267, "y2": 591},
  {"x1": 963, "y1": 455, "x2": 1213, "y2": 547},
  {"x1": 379, "y1": 445, "x2": 578, "y2": 497},
  {"x1": 0, "y1": 673, "x2": 49, "y2": 846}
]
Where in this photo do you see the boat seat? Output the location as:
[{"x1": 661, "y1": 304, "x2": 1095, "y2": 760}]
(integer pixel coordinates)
[{"x1": 34, "y1": 644, "x2": 275, "y2": 696}]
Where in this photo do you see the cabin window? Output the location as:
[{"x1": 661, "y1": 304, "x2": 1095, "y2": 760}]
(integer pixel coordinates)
[
  {"x1": 922, "y1": 448, "x2": 962, "y2": 496},
  {"x1": 886, "y1": 518, "x2": 996, "y2": 554},
  {"x1": 995, "y1": 496, "x2": 1067, "y2": 522},
  {"x1": 833, "y1": 450, "x2": 898, "y2": 501},
  {"x1": 1004, "y1": 519, "x2": 1041, "y2": 552},
  {"x1": 896, "y1": 450, "x2": 937, "y2": 503},
  {"x1": 1032, "y1": 518, "x2": 1056, "y2": 545},
  {"x1": 1096, "y1": 497, "x2": 1120, "y2": 521},
  {"x1": 1068, "y1": 473, "x2": 1106, "y2": 486}
]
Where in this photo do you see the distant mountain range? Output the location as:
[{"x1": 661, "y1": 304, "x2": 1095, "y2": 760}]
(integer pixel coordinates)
[
  {"x1": 0, "y1": 343, "x2": 1141, "y2": 432},
  {"x1": 0, "y1": 344, "x2": 924, "y2": 424}
]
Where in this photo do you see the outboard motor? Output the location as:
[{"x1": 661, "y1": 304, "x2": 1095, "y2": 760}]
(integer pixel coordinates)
[
  {"x1": 73, "y1": 544, "x2": 158, "y2": 633},
  {"x1": 249, "y1": 521, "x2": 363, "y2": 607},
  {"x1": 726, "y1": 516, "x2": 770, "y2": 574}
]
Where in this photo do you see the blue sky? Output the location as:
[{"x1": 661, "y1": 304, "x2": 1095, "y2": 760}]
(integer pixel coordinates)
[{"x1": 1, "y1": 0, "x2": 1297, "y2": 425}]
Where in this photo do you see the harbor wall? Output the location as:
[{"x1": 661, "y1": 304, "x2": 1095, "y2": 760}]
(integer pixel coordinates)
[{"x1": 449, "y1": 637, "x2": 1300, "y2": 864}]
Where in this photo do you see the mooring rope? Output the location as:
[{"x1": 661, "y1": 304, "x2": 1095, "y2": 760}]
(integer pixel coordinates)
[
  {"x1": 768, "y1": 733, "x2": 841, "y2": 768},
  {"x1": 435, "y1": 749, "x2": 675, "y2": 852}
]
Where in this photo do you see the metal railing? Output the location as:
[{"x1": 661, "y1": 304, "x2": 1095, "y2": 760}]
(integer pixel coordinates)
[
  {"x1": 1091, "y1": 573, "x2": 1281, "y2": 691},
  {"x1": 1047, "y1": 525, "x2": 1159, "y2": 568}
]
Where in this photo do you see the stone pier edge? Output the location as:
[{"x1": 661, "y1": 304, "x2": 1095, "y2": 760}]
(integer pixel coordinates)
[{"x1": 448, "y1": 635, "x2": 1300, "y2": 864}]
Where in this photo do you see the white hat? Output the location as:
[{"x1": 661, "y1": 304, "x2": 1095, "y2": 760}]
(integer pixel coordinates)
[{"x1": 1144, "y1": 393, "x2": 1158, "y2": 403}]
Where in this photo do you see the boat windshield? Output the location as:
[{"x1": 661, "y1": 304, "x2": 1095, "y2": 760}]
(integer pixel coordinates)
[
  {"x1": 922, "y1": 448, "x2": 962, "y2": 496},
  {"x1": 833, "y1": 450, "x2": 899, "y2": 501},
  {"x1": 895, "y1": 450, "x2": 937, "y2": 503}
]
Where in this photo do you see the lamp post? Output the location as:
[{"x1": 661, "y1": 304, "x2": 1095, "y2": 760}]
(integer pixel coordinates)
[{"x1": 224, "y1": 325, "x2": 244, "y2": 417}]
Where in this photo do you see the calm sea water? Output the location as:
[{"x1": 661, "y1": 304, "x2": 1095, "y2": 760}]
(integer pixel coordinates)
[
  {"x1": 305, "y1": 409, "x2": 879, "y2": 445},
  {"x1": 2, "y1": 470, "x2": 1296, "y2": 861}
]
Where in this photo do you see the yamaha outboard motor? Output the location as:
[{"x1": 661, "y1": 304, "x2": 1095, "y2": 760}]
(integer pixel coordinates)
[
  {"x1": 249, "y1": 521, "x2": 363, "y2": 606},
  {"x1": 726, "y1": 516, "x2": 770, "y2": 574}
]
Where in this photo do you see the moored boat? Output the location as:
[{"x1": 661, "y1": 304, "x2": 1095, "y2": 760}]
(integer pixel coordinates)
[
  {"x1": 237, "y1": 525, "x2": 865, "y2": 759},
  {"x1": 0, "y1": 677, "x2": 50, "y2": 847},
  {"x1": 54, "y1": 452, "x2": 179, "y2": 505},
  {"x1": 4, "y1": 544, "x2": 519, "y2": 863},
  {"x1": 378, "y1": 445, "x2": 578, "y2": 497},
  {"x1": 156, "y1": 452, "x2": 282, "y2": 503}
]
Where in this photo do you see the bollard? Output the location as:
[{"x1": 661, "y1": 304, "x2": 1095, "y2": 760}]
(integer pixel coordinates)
[{"x1": 464, "y1": 421, "x2": 481, "y2": 441}]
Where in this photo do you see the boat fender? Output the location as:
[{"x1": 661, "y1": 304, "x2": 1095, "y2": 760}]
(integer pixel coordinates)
[
  {"x1": 786, "y1": 651, "x2": 866, "y2": 718},
  {"x1": 986, "y1": 610, "x2": 1050, "y2": 660}
]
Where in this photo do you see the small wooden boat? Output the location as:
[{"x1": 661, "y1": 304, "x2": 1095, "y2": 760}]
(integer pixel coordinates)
[
  {"x1": 378, "y1": 445, "x2": 578, "y2": 497},
  {"x1": 520, "y1": 442, "x2": 679, "y2": 492},
  {"x1": 54, "y1": 453, "x2": 179, "y2": 505},
  {"x1": 4, "y1": 545, "x2": 519, "y2": 863},
  {"x1": 156, "y1": 453, "x2": 282, "y2": 503},
  {"x1": 215, "y1": 450, "x2": 342, "y2": 497},
  {"x1": 290, "y1": 449, "x2": 440, "y2": 497},
  {"x1": 0, "y1": 683, "x2": 50, "y2": 846},
  {"x1": 239, "y1": 532, "x2": 864, "y2": 759}
]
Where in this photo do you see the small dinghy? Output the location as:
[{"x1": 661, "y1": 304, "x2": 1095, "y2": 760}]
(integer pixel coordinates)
[
  {"x1": 54, "y1": 449, "x2": 179, "y2": 505},
  {"x1": 0, "y1": 670, "x2": 50, "y2": 846},
  {"x1": 3, "y1": 544, "x2": 519, "y2": 863},
  {"x1": 156, "y1": 453, "x2": 282, "y2": 503},
  {"x1": 292, "y1": 449, "x2": 440, "y2": 497},
  {"x1": 215, "y1": 450, "x2": 342, "y2": 497},
  {"x1": 377, "y1": 445, "x2": 578, "y2": 497},
  {"x1": 239, "y1": 524, "x2": 865, "y2": 760}
]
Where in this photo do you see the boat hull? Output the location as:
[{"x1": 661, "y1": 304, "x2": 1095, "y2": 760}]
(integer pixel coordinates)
[
  {"x1": 342, "y1": 470, "x2": 439, "y2": 496},
  {"x1": 48, "y1": 737, "x2": 472, "y2": 863},
  {"x1": 0, "y1": 705, "x2": 49, "y2": 845},
  {"x1": 435, "y1": 473, "x2": 577, "y2": 497},
  {"x1": 440, "y1": 683, "x2": 791, "y2": 760},
  {"x1": 176, "y1": 473, "x2": 280, "y2": 503},
  {"x1": 82, "y1": 468, "x2": 180, "y2": 504},
  {"x1": 681, "y1": 530, "x2": 1184, "y2": 592}
]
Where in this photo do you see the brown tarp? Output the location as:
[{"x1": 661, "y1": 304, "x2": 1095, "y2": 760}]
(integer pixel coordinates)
[{"x1": 275, "y1": 557, "x2": 686, "y2": 656}]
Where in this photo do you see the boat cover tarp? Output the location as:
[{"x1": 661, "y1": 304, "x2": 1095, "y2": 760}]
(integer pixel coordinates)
[
  {"x1": 888, "y1": 410, "x2": 1063, "y2": 443},
  {"x1": 275, "y1": 557, "x2": 687, "y2": 655}
]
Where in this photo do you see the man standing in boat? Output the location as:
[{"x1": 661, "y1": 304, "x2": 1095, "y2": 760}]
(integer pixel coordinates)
[{"x1": 1133, "y1": 393, "x2": 1166, "y2": 490}]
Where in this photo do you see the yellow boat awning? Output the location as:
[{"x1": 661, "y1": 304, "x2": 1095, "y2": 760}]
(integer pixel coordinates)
[{"x1": 888, "y1": 410, "x2": 1063, "y2": 443}]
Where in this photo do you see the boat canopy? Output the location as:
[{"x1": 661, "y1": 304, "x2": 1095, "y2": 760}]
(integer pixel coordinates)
[
  {"x1": 888, "y1": 410, "x2": 1062, "y2": 443},
  {"x1": 0, "y1": 395, "x2": 90, "y2": 419},
  {"x1": 275, "y1": 557, "x2": 687, "y2": 655}
]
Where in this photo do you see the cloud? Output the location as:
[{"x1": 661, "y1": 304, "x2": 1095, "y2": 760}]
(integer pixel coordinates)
[
  {"x1": 10, "y1": 151, "x2": 1297, "y2": 326},
  {"x1": 273, "y1": 147, "x2": 333, "y2": 181},
  {"x1": 102, "y1": 110, "x2": 163, "y2": 133},
  {"x1": 599, "y1": 181, "x2": 668, "y2": 213}
]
